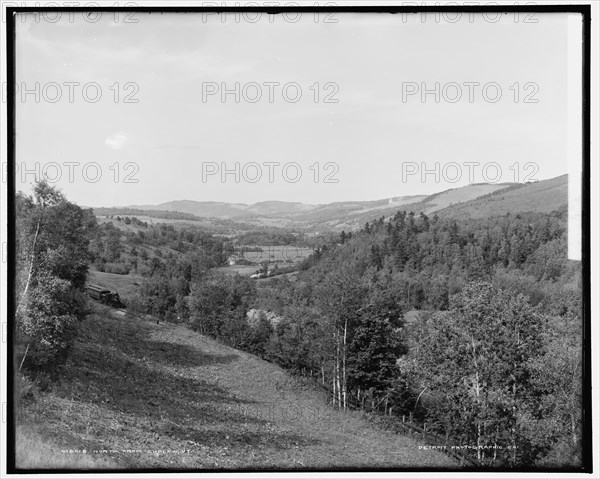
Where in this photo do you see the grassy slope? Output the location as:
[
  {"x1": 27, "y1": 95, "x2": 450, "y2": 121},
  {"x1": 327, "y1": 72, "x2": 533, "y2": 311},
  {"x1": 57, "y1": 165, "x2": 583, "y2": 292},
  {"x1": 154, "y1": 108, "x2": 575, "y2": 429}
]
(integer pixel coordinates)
[
  {"x1": 16, "y1": 306, "x2": 456, "y2": 470},
  {"x1": 422, "y1": 183, "x2": 514, "y2": 214},
  {"x1": 213, "y1": 265, "x2": 258, "y2": 277},
  {"x1": 437, "y1": 175, "x2": 568, "y2": 218},
  {"x1": 87, "y1": 269, "x2": 142, "y2": 298}
]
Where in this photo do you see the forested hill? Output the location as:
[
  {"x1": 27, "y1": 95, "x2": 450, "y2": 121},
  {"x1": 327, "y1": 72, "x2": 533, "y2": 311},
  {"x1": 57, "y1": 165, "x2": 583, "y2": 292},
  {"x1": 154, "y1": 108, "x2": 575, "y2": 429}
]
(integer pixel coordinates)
[
  {"x1": 248, "y1": 203, "x2": 582, "y2": 467},
  {"x1": 299, "y1": 205, "x2": 577, "y2": 312}
]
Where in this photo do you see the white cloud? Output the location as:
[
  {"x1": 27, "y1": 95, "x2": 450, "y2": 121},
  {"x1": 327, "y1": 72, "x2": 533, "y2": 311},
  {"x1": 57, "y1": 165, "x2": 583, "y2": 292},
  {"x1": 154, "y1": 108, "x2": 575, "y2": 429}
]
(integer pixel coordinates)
[{"x1": 105, "y1": 133, "x2": 128, "y2": 150}]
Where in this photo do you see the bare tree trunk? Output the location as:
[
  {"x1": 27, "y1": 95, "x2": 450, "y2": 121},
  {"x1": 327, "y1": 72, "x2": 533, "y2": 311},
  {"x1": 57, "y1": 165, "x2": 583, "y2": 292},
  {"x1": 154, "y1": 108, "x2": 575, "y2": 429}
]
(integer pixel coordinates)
[
  {"x1": 333, "y1": 329, "x2": 341, "y2": 408},
  {"x1": 414, "y1": 386, "x2": 428, "y2": 410},
  {"x1": 470, "y1": 335, "x2": 484, "y2": 462},
  {"x1": 15, "y1": 218, "x2": 42, "y2": 372},
  {"x1": 342, "y1": 317, "x2": 348, "y2": 411},
  {"x1": 336, "y1": 334, "x2": 342, "y2": 409},
  {"x1": 477, "y1": 421, "x2": 482, "y2": 461},
  {"x1": 332, "y1": 363, "x2": 336, "y2": 405},
  {"x1": 512, "y1": 380, "x2": 517, "y2": 464},
  {"x1": 17, "y1": 219, "x2": 40, "y2": 314},
  {"x1": 18, "y1": 343, "x2": 30, "y2": 372}
]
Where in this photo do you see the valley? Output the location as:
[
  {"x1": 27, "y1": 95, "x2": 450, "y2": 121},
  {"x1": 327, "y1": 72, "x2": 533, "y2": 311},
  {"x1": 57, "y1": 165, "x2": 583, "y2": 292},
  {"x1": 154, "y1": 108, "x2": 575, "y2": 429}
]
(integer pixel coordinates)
[{"x1": 16, "y1": 305, "x2": 456, "y2": 469}]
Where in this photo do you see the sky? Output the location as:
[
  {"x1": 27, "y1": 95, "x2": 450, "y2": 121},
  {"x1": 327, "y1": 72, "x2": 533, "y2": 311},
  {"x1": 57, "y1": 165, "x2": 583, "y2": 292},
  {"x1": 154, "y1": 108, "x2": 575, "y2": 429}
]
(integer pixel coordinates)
[{"x1": 12, "y1": 11, "x2": 575, "y2": 207}]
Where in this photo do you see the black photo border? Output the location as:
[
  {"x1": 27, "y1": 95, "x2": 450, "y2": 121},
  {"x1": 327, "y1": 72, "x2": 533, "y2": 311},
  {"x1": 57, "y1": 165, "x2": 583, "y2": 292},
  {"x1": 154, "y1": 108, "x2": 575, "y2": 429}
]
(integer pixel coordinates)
[{"x1": 4, "y1": 3, "x2": 593, "y2": 474}]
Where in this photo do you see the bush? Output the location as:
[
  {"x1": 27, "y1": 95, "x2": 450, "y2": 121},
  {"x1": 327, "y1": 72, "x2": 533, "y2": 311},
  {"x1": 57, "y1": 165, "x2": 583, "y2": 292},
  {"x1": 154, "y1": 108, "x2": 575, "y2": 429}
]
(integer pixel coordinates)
[
  {"x1": 120, "y1": 293, "x2": 147, "y2": 315},
  {"x1": 18, "y1": 273, "x2": 85, "y2": 371}
]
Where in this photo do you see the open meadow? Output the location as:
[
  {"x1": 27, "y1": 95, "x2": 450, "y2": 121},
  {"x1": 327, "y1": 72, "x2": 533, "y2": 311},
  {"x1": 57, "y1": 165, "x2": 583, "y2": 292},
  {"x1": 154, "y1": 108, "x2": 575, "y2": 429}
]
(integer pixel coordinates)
[{"x1": 15, "y1": 305, "x2": 457, "y2": 470}]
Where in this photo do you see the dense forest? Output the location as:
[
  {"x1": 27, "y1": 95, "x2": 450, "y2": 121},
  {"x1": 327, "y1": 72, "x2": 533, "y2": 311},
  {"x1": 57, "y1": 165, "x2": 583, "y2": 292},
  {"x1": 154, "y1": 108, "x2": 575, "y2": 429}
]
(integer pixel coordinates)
[
  {"x1": 15, "y1": 181, "x2": 583, "y2": 468},
  {"x1": 184, "y1": 209, "x2": 581, "y2": 467}
]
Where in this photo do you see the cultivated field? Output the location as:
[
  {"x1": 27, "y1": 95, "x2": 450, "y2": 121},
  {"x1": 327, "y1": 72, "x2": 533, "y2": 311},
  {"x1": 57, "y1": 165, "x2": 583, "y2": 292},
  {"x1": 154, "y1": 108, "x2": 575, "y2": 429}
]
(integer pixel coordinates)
[
  {"x1": 15, "y1": 306, "x2": 456, "y2": 470},
  {"x1": 237, "y1": 246, "x2": 314, "y2": 264},
  {"x1": 213, "y1": 265, "x2": 258, "y2": 277},
  {"x1": 87, "y1": 269, "x2": 142, "y2": 298}
]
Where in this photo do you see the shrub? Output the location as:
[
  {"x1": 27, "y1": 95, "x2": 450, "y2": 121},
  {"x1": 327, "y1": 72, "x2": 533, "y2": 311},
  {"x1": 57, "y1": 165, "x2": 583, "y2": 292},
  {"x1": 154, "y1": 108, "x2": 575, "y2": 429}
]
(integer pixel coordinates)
[{"x1": 18, "y1": 273, "x2": 85, "y2": 371}]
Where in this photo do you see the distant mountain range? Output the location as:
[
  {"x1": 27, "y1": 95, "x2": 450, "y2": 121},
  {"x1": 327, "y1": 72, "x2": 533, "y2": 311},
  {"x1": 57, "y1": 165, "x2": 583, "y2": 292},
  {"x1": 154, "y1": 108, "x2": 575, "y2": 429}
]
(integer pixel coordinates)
[{"x1": 110, "y1": 175, "x2": 568, "y2": 231}]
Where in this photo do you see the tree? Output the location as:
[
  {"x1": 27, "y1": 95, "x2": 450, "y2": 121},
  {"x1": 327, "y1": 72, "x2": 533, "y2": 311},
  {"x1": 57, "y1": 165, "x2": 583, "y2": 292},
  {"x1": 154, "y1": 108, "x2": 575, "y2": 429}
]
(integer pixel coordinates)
[
  {"x1": 407, "y1": 282, "x2": 545, "y2": 465},
  {"x1": 104, "y1": 231, "x2": 122, "y2": 262},
  {"x1": 18, "y1": 273, "x2": 83, "y2": 370},
  {"x1": 348, "y1": 289, "x2": 405, "y2": 397},
  {"x1": 526, "y1": 314, "x2": 582, "y2": 466},
  {"x1": 369, "y1": 244, "x2": 383, "y2": 271},
  {"x1": 314, "y1": 267, "x2": 367, "y2": 410},
  {"x1": 245, "y1": 311, "x2": 274, "y2": 357},
  {"x1": 269, "y1": 305, "x2": 330, "y2": 377},
  {"x1": 186, "y1": 272, "x2": 255, "y2": 340},
  {"x1": 16, "y1": 181, "x2": 94, "y2": 371}
]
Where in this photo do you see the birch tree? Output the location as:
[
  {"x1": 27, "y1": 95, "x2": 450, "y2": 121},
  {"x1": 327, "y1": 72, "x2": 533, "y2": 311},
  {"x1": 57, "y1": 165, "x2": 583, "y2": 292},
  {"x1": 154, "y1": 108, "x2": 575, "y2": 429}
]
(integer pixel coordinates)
[
  {"x1": 314, "y1": 268, "x2": 366, "y2": 410},
  {"x1": 16, "y1": 181, "x2": 94, "y2": 371},
  {"x1": 407, "y1": 282, "x2": 544, "y2": 465}
]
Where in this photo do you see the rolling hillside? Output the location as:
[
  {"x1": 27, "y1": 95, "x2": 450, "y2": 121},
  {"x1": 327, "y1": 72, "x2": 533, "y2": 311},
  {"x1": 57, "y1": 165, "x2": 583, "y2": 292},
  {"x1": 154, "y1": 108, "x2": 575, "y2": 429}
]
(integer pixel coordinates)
[
  {"x1": 419, "y1": 183, "x2": 515, "y2": 214},
  {"x1": 87, "y1": 269, "x2": 143, "y2": 298},
  {"x1": 96, "y1": 175, "x2": 569, "y2": 231},
  {"x1": 128, "y1": 201, "x2": 250, "y2": 219},
  {"x1": 436, "y1": 175, "x2": 568, "y2": 218},
  {"x1": 15, "y1": 306, "x2": 457, "y2": 470}
]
